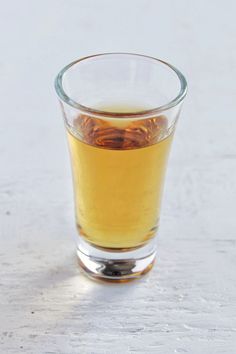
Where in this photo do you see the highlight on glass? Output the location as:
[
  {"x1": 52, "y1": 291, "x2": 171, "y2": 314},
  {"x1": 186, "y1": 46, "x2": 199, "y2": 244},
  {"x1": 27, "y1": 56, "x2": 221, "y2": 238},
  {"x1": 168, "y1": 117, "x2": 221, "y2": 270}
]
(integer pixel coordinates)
[{"x1": 55, "y1": 53, "x2": 187, "y2": 282}]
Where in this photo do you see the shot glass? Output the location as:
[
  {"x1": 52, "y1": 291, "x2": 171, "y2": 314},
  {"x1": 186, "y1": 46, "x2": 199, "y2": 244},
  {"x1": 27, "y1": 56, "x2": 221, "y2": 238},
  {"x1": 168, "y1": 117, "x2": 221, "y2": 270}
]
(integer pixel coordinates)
[{"x1": 55, "y1": 53, "x2": 187, "y2": 281}]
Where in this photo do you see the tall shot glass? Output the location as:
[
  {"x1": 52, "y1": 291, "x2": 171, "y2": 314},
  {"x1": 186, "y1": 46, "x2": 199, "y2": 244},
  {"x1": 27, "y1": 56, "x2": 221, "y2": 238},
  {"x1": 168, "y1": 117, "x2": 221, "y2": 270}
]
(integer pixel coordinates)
[{"x1": 55, "y1": 53, "x2": 187, "y2": 282}]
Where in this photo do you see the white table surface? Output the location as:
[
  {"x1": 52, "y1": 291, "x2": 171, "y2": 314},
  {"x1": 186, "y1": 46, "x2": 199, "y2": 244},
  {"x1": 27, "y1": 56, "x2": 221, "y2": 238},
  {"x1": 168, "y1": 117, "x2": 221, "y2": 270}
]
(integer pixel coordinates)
[{"x1": 1, "y1": 1, "x2": 236, "y2": 353}]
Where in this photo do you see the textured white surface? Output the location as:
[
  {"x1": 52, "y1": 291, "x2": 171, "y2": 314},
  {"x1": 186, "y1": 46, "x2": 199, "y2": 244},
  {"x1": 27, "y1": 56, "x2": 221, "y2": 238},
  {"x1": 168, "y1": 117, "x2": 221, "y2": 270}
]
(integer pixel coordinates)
[{"x1": 1, "y1": 1, "x2": 236, "y2": 353}]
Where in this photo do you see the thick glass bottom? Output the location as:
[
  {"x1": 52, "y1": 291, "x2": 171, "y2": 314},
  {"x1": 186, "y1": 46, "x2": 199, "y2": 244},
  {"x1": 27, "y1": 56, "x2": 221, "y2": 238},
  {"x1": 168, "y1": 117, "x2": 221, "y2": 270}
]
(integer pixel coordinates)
[{"x1": 76, "y1": 236, "x2": 157, "y2": 282}]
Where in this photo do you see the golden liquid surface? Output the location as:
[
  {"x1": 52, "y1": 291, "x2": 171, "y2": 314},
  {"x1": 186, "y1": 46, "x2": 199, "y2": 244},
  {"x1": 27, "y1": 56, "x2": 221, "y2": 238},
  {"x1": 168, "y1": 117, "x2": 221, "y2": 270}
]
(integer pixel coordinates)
[{"x1": 67, "y1": 108, "x2": 173, "y2": 249}]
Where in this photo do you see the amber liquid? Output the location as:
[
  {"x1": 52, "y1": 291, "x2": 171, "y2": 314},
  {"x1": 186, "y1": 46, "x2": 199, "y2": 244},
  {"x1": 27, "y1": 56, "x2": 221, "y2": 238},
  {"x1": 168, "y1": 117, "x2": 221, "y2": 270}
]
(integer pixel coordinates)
[{"x1": 67, "y1": 108, "x2": 173, "y2": 249}]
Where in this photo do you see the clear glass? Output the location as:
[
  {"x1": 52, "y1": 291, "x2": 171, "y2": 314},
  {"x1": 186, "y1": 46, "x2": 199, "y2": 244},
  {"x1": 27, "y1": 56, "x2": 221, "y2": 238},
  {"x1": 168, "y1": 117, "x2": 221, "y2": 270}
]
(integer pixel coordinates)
[{"x1": 55, "y1": 53, "x2": 187, "y2": 282}]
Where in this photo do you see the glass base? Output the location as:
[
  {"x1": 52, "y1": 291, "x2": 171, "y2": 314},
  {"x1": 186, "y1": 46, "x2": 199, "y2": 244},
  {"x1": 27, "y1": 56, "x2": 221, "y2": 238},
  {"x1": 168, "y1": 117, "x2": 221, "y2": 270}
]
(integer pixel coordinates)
[{"x1": 76, "y1": 237, "x2": 157, "y2": 282}]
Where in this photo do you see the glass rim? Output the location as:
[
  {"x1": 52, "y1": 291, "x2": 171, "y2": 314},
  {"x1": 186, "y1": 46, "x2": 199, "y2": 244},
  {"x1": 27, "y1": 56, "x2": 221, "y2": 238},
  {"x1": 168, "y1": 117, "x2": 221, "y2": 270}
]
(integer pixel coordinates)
[{"x1": 55, "y1": 52, "x2": 188, "y2": 118}]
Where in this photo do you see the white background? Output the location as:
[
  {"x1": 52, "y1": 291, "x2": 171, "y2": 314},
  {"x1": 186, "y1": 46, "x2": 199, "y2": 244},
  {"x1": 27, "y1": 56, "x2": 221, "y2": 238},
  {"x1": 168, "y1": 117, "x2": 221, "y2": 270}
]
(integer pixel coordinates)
[{"x1": 0, "y1": 1, "x2": 236, "y2": 353}]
